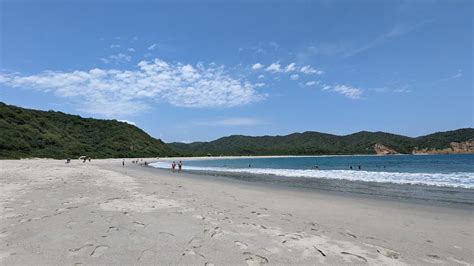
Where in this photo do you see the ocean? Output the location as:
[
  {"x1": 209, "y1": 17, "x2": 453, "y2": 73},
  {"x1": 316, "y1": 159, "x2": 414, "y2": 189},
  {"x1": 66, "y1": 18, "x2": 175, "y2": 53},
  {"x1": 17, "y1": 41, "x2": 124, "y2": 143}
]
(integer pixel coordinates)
[{"x1": 150, "y1": 154, "x2": 474, "y2": 204}]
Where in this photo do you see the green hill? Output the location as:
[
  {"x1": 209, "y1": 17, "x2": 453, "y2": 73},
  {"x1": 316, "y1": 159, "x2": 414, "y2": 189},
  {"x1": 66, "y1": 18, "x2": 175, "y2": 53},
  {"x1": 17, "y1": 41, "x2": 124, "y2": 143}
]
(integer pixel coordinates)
[
  {"x1": 2, "y1": 102, "x2": 472, "y2": 159},
  {"x1": 0, "y1": 102, "x2": 175, "y2": 159},
  {"x1": 170, "y1": 129, "x2": 474, "y2": 156}
]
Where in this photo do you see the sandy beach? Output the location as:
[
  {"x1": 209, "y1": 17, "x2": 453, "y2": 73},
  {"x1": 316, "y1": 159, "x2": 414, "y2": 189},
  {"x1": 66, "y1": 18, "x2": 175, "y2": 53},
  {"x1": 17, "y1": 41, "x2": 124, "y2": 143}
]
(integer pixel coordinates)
[{"x1": 1, "y1": 159, "x2": 473, "y2": 265}]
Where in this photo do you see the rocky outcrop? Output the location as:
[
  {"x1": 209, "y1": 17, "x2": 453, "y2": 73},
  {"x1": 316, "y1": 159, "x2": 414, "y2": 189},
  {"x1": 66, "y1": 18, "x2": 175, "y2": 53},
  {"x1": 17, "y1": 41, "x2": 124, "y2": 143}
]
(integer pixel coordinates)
[
  {"x1": 374, "y1": 143, "x2": 399, "y2": 155},
  {"x1": 412, "y1": 139, "x2": 474, "y2": 154}
]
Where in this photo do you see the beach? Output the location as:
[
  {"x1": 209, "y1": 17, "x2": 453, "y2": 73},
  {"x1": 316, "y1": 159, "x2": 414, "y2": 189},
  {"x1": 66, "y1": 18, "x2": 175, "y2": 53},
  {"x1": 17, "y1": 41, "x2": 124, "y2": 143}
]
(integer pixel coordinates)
[{"x1": 1, "y1": 159, "x2": 473, "y2": 265}]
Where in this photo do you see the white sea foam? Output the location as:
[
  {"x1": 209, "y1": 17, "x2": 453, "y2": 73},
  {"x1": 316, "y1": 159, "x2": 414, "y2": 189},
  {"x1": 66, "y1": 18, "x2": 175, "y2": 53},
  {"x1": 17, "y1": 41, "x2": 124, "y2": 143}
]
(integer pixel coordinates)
[{"x1": 150, "y1": 161, "x2": 474, "y2": 189}]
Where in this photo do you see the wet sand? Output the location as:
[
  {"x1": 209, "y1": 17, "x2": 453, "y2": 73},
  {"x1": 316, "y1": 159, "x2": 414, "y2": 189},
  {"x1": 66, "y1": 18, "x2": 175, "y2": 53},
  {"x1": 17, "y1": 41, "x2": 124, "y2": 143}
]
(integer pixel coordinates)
[{"x1": 1, "y1": 159, "x2": 473, "y2": 265}]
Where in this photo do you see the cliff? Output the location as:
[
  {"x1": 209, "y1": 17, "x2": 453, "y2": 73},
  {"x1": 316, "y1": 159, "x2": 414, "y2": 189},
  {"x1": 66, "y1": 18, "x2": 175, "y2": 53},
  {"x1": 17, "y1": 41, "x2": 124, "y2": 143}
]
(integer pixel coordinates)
[
  {"x1": 374, "y1": 143, "x2": 399, "y2": 155},
  {"x1": 412, "y1": 139, "x2": 474, "y2": 155}
]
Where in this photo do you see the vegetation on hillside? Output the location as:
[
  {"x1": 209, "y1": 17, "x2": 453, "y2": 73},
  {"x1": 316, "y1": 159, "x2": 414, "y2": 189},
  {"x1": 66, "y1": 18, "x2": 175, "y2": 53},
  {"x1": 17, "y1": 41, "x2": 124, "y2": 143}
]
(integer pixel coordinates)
[
  {"x1": 0, "y1": 102, "x2": 175, "y2": 159},
  {"x1": 1, "y1": 102, "x2": 472, "y2": 159},
  {"x1": 170, "y1": 129, "x2": 474, "y2": 156}
]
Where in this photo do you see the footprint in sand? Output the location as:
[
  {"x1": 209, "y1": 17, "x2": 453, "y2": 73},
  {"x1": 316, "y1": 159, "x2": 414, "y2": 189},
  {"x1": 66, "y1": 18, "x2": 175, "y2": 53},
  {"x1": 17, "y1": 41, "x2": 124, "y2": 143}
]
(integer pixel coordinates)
[
  {"x1": 376, "y1": 247, "x2": 400, "y2": 259},
  {"x1": 138, "y1": 249, "x2": 155, "y2": 261},
  {"x1": 69, "y1": 244, "x2": 94, "y2": 256},
  {"x1": 234, "y1": 241, "x2": 248, "y2": 250},
  {"x1": 313, "y1": 246, "x2": 326, "y2": 257},
  {"x1": 90, "y1": 245, "x2": 109, "y2": 257},
  {"x1": 107, "y1": 226, "x2": 119, "y2": 233},
  {"x1": 341, "y1": 251, "x2": 368, "y2": 263},
  {"x1": 66, "y1": 221, "x2": 77, "y2": 229},
  {"x1": 209, "y1": 227, "x2": 223, "y2": 239},
  {"x1": 243, "y1": 252, "x2": 269, "y2": 265},
  {"x1": 133, "y1": 221, "x2": 146, "y2": 228},
  {"x1": 346, "y1": 232, "x2": 357, "y2": 239},
  {"x1": 188, "y1": 237, "x2": 203, "y2": 248}
]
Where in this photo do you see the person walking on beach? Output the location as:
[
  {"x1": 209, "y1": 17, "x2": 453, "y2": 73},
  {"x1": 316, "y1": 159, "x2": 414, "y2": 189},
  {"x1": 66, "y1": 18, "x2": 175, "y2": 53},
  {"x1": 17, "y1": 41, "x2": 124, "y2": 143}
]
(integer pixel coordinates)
[
  {"x1": 122, "y1": 159, "x2": 125, "y2": 167},
  {"x1": 171, "y1": 161, "x2": 176, "y2": 172},
  {"x1": 178, "y1": 161, "x2": 183, "y2": 172}
]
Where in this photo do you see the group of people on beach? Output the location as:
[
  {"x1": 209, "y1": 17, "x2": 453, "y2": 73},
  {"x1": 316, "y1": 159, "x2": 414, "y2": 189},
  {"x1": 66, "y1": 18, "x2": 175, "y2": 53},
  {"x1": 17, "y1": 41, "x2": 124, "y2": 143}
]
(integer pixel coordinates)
[
  {"x1": 122, "y1": 158, "x2": 148, "y2": 167},
  {"x1": 65, "y1": 156, "x2": 91, "y2": 164},
  {"x1": 171, "y1": 161, "x2": 183, "y2": 172}
]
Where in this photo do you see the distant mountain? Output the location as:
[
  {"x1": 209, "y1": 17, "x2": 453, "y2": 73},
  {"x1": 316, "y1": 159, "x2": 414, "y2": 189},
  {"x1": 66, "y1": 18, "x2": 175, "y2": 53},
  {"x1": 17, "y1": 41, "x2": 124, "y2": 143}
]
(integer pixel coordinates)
[
  {"x1": 0, "y1": 102, "x2": 175, "y2": 159},
  {"x1": 170, "y1": 129, "x2": 474, "y2": 156},
  {"x1": 2, "y1": 102, "x2": 473, "y2": 159}
]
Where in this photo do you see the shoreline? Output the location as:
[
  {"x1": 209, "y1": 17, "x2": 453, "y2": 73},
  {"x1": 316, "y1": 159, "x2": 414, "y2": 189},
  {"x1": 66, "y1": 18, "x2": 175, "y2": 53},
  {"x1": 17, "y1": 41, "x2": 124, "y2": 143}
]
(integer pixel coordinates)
[{"x1": 145, "y1": 164, "x2": 474, "y2": 209}]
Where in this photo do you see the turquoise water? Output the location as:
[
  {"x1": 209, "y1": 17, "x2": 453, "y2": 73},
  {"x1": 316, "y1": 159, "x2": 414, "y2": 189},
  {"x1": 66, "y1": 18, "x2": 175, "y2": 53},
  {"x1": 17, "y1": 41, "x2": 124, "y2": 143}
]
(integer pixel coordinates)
[
  {"x1": 183, "y1": 154, "x2": 474, "y2": 174},
  {"x1": 151, "y1": 154, "x2": 474, "y2": 204},
  {"x1": 153, "y1": 154, "x2": 474, "y2": 189}
]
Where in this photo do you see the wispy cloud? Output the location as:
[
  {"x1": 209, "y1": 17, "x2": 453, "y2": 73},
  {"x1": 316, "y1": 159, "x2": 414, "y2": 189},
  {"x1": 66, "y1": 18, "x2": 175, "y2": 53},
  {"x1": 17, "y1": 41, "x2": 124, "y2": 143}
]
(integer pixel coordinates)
[
  {"x1": 300, "y1": 65, "x2": 323, "y2": 75},
  {"x1": 100, "y1": 53, "x2": 132, "y2": 64},
  {"x1": 319, "y1": 84, "x2": 363, "y2": 99},
  {"x1": 370, "y1": 86, "x2": 412, "y2": 94},
  {"x1": 110, "y1": 44, "x2": 120, "y2": 48},
  {"x1": 263, "y1": 62, "x2": 323, "y2": 75},
  {"x1": 109, "y1": 53, "x2": 131, "y2": 62},
  {"x1": 0, "y1": 58, "x2": 266, "y2": 116},
  {"x1": 290, "y1": 74, "x2": 299, "y2": 80},
  {"x1": 194, "y1": 117, "x2": 261, "y2": 127},
  {"x1": 127, "y1": 48, "x2": 136, "y2": 52},
  {"x1": 305, "y1": 81, "x2": 320, "y2": 86},
  {"x1": 452, "y1": 71, "x2": 462, "y2": 79},
  {"x1": 148, "y1": 43, "x2": 158, "y2": 51},
  {"x1": 343, "y1": 20, "x2": 433, "y2": 58}
]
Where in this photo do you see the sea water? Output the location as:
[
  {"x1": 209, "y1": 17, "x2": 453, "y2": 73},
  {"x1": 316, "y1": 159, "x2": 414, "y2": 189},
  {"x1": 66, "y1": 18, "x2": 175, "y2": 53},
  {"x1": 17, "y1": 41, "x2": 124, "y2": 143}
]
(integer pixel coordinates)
[{"x1": 150, "y1": 154, "x2": 474, "y2": 204}]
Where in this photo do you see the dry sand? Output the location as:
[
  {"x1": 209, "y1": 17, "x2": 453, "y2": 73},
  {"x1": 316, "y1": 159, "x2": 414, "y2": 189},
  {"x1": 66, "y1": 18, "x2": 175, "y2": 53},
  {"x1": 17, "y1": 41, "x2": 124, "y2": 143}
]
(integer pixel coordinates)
[{"x1": 0, "y1": 159, "x2": 473, "y2": 265}]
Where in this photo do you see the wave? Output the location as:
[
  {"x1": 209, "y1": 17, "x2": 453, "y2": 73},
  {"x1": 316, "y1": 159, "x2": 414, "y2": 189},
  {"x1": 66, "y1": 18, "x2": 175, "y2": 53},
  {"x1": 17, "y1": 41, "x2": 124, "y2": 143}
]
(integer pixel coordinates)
[{"x1": 149, "y1": 162, "x2": 474, "y2": 189}]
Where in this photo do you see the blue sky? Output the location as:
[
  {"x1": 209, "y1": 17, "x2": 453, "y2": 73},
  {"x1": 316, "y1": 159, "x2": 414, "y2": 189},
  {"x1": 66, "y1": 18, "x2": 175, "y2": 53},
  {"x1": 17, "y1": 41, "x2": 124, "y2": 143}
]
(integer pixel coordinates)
[{"x1": 0, "y1": 0, "x2": 472, "y2": 142}]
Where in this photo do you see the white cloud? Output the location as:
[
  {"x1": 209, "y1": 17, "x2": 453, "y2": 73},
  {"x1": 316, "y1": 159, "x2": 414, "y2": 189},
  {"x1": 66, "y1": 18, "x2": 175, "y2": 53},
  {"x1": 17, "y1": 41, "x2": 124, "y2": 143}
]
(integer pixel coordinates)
[
  {"x1": 321, "y1": 85, "x2": 331, "y2": 90},
  {"x1": 0, "y1": 58, "x2": 266, "y2": 116},
  {"x1": 148, "y1": 44, "x2": 158, "y2": 51},
  {"x1": 128, "y1": 48, "x2": 136, "y2": 52},
  {"x1": 258, "y1": 74, "x2": 264, "y2": 79},
  {"x1": 290, "y1": 74, "x2": 299, "y2": 80},
  {"x1": 285, "y1": 63, "x2": 297, "y2": 72},
  {"x1": 300, "y1": 65, "x2": 324, "y2": 75},
  {"x1": 265, "y1": 63, "x2": 282, "y2": 73},
  {"x1": 194, "y1": 118, "x2": 261, "y2": 127},
  {"x1": 255, "y1": 83, "x2": 265, "y2": 87},
  {"x1": 329, "y1": 84, "x2": 363, "y2": 99},
  {"x1": 109, "y1": 53, "x2": 131, "y2": 62},
  {"x1": 251, "y1": 63, "x2": 264, "y2": 70},
  {"x1": 118, "y1": 119, "x2": 137, "y2": 126},
  {"x1": 110, "y1": 44, "x2": 120, "y2": 48},
  {"x1": 100, "y1": 53, "x2": 132, "y2": 64},
  {"x1": 305, "y1": 81, "x2": 319, "y2": 86},
  {"x1": 393, "y1": 88, "x2": 412, "y2": 93}
]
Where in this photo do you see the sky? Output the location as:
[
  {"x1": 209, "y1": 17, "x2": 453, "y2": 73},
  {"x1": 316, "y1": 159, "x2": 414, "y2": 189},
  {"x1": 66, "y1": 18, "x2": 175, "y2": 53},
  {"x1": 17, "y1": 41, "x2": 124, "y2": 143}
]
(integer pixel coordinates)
[{"x1": 0, "y1": 0, "x2": 472, "y2": 142}]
